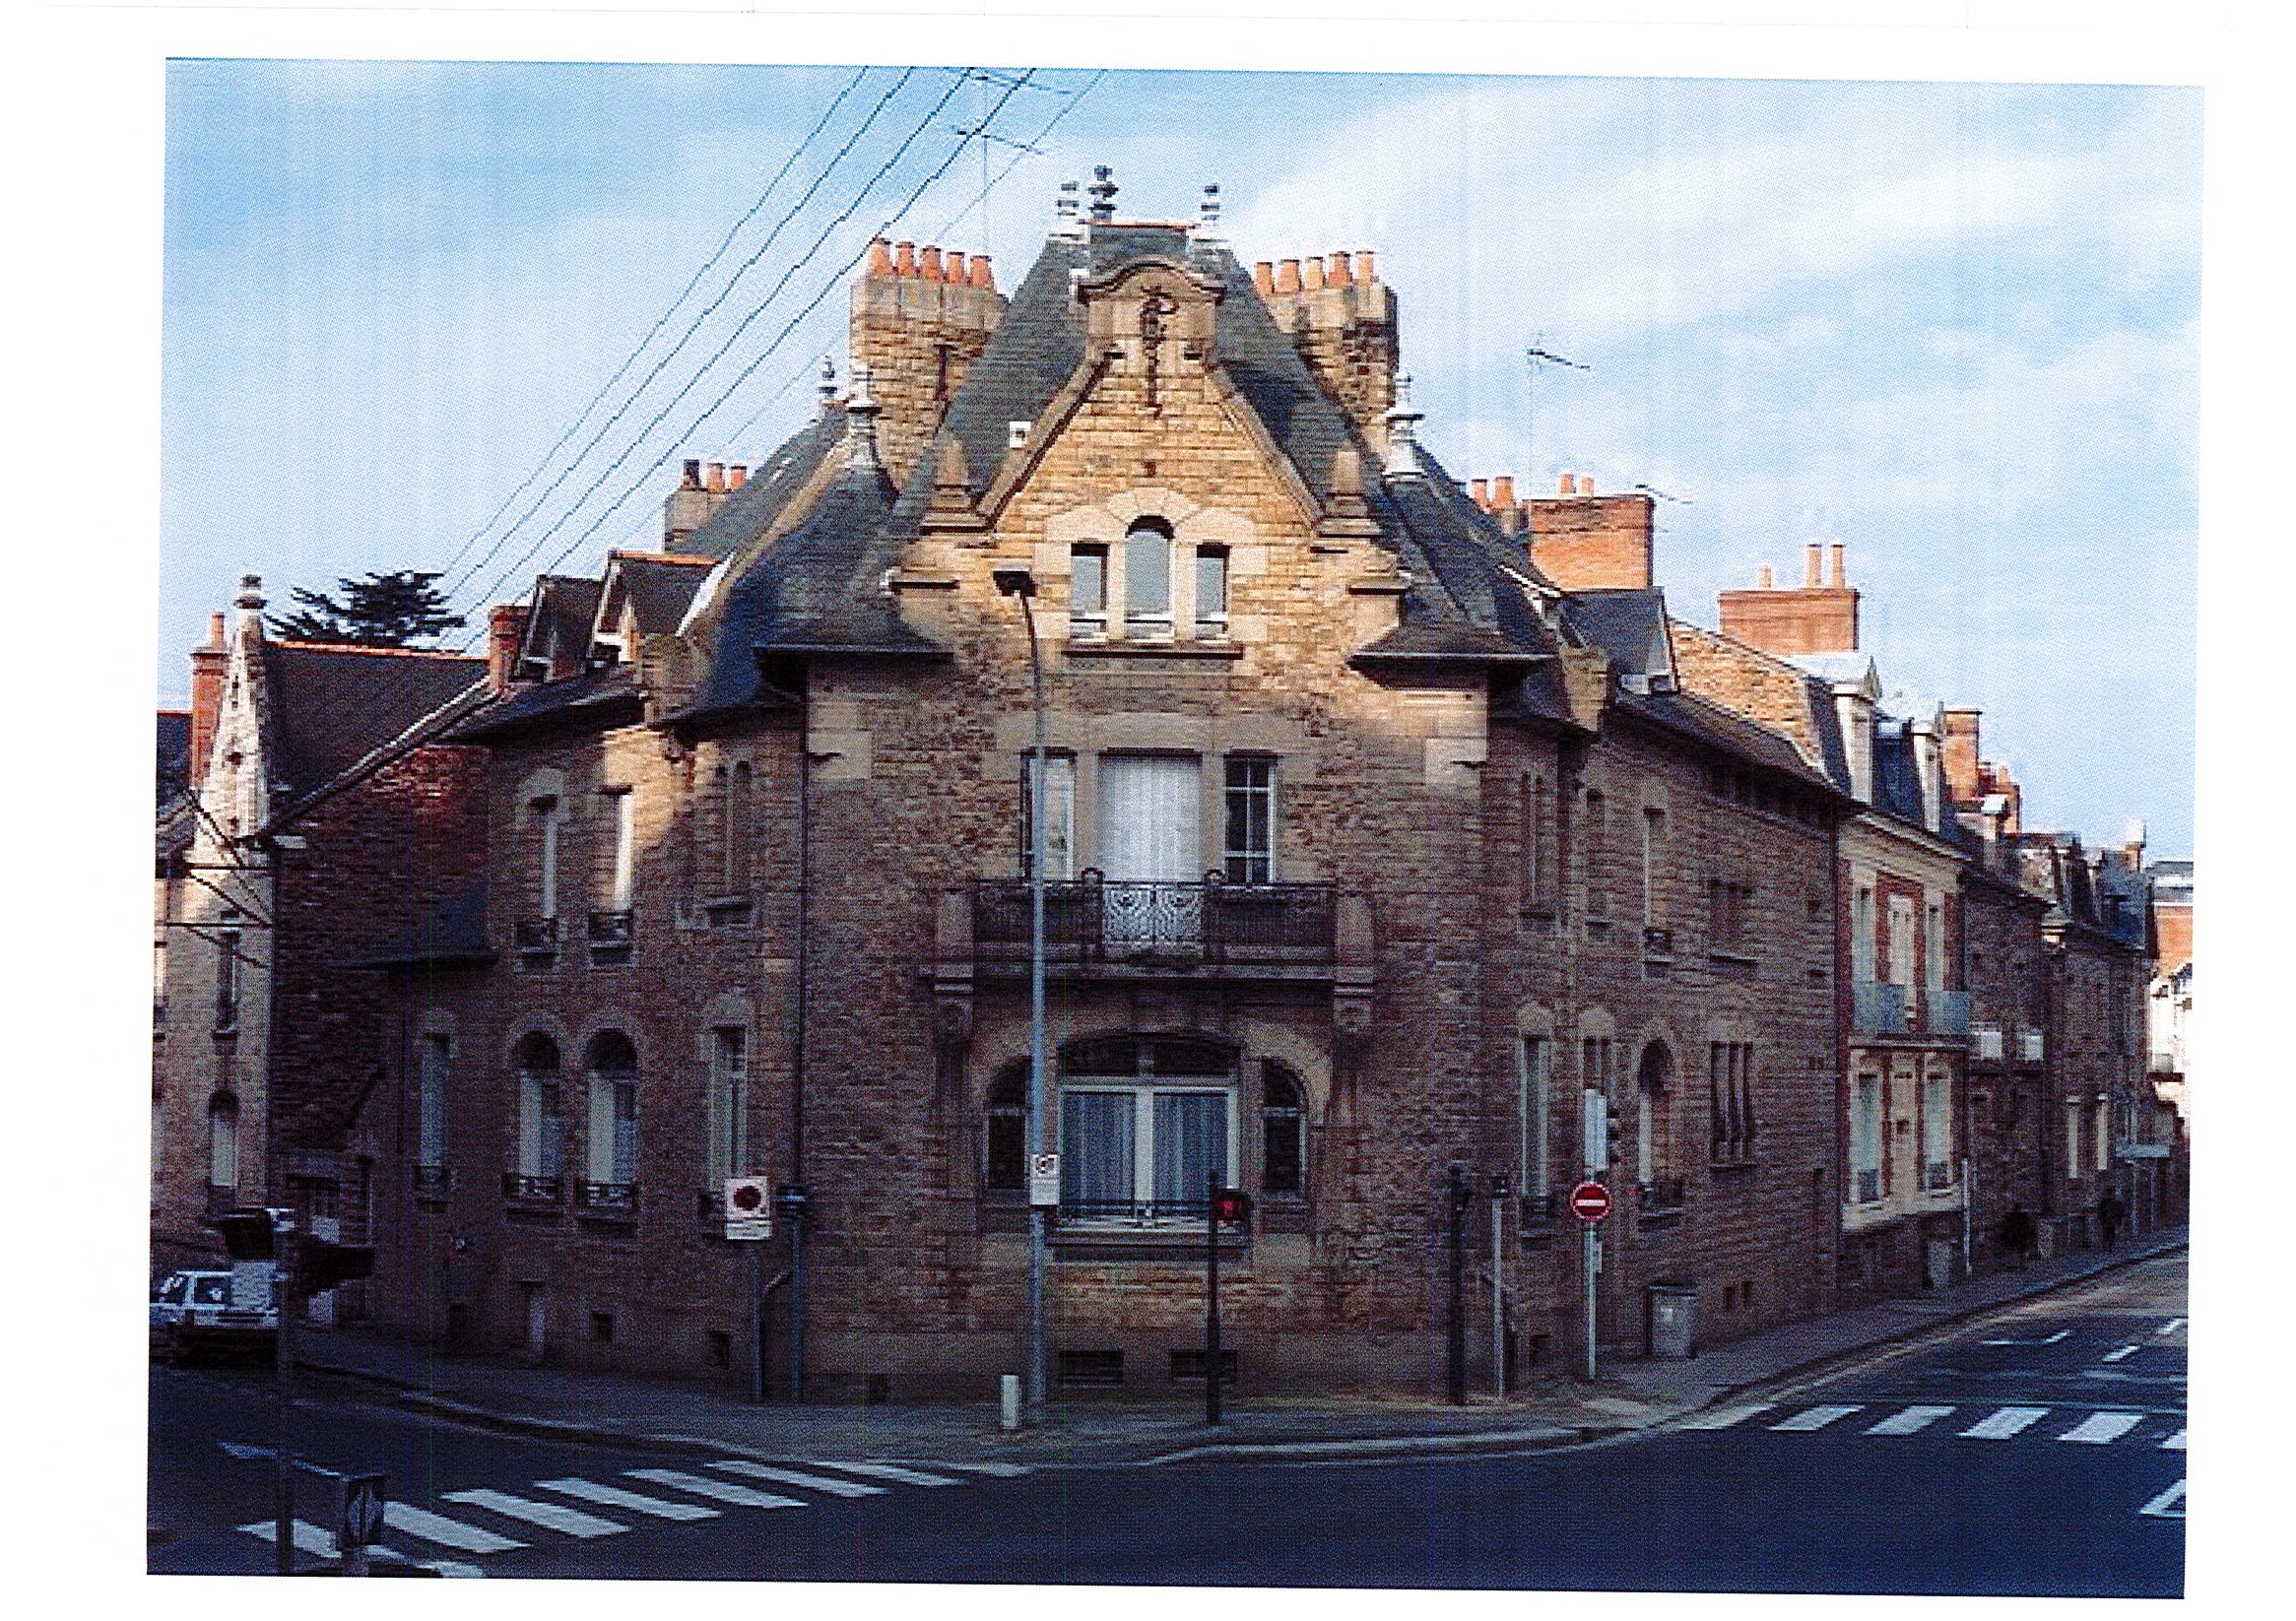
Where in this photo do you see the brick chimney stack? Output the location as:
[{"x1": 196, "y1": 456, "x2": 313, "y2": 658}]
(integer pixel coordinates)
[
  {"x1": 663, "y1": 456, "x2": 731, "y2": 551},
  {"x1": 1257, "y1": 245, "x2": 1399, "y2": 444},
  {"x1": 187, "y1": 611, "x2": 229, "y2": 790},
  {"x1": 1717, "y1": 544, "x2": 1862, "y2": 657},
  {"x1": 849, "y1": 234, "x2": 1010, "y2": 485},
  {"x1": 1941, "y1": 708, "x2": 1984, "y2": 808},
  {"x1": 1523, "y1": 473, "x2": 1655, "y2": 591},
  {"x1": 486, "y1": 604, "x2": 531, "y2": 695}
]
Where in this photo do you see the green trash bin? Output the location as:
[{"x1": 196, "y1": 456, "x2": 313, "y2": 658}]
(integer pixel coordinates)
[{"x1": 1647, "y1": 1282, "x2": 1697, "y2": 1359}]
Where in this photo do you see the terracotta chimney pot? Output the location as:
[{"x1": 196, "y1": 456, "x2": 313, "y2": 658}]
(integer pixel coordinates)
[
  {"x1": 1829, "y1": 543, "x2": 1847, "y2": 589},
  {"x1": 1303, "y1": 256, "x2": 1326, "y2": 291},
  {"x1": 894, "y1": 240, "x2": 918, "y2": 276},
  {"x1": 1253, "y1": 261, "x2": 1275, "y2": 295},
  {"x1": 1491, "y1": 475, "x2": 1516, "y2": 509},
  {"x1": 945, "y1": 250, "x2": 966, "y2": 286},
  {"x1": 1328, "y1": 251, "x2": 1354, "y2": 286},
  {"x1": 866, "y1": 237, "x2": 894, "y2": 277},
  {"x1": 968, "y1": 255, "x2": 995, "y2": 291},
  {"x1": 1357, "y1": 250, "x2": 1377, "y2": 283},
  {"x1": 704, "y1": 461, "x2": 725, "y2": 493},
  {"x1": 1276, "y1": 259, "x2": 1302, "y2": 293},
  {"x1": 919, "y1": 244, "x2": 943, "y2": 281},
  {"x1": 727, "y1": 463, "x2": 748, "y2": 490},
  {"x1": 1758, "y1": 563, "x2": 1774, "y2": 590},
  {"x1": 1576, "y1": 474, "x2": 1595, "y2": 496},
  {"x1": 1470, "y1": 478, "x2": 1490, "y2": 508},
  {"x1": 1804, "y1": 542, "x2": 1823, "y2": 588},
  {"x1": 1558, "y1": 472, "x2": 1576, "y2": 495}
]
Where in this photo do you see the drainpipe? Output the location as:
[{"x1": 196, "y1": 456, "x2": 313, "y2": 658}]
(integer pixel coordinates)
[{"x1": 785, "y1": 738, "x2": 813, "y2": 1402}]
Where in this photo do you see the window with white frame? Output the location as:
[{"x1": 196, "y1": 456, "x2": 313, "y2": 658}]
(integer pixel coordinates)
[
  {"x1": 1194, "y1": 545, "x2": 1229, "y2": 639},
  {"x1": 417, "y1": 1033, "x2": 450, "y2": 1171},
  {"x1": 1124, "y1": 518, "x2": 1174, "y2": 639},
  {"x1": 1518, "y1": 1035, "x2": 1551, "y2": 1212},
  {"x1": 1222, "y1": 755, "x2": 1275, "y2": 884},
  {"x1": 1853, "y1": 885, "x2": 1876, "y2": 983},
  {"x1": 512, "y1": 1034, "x2": 566, "y2": 1188},
  {"x1": 585, "y1": 1031, "x2": 638, "y2": 1191},
  {"x1": 708, "y1": 1026, "x2": 748, "y2": 1183},
  {"x1": 1887, "y1": 895, "x2": 1917, "y2": 989},
  {"x1": 1925, "y1": 900, "x2": 1945, "y2": 992},
  {"x1": 1070, "y1": 544, "x2": 1108, "y2": 640},
  {"x1": 1018, "y1": 752, "x2": 1076, "y2": 879},
  {"x1": 1851, "y1": 1072, "x2": 1883, "y2": 1202},
  {"x1": 1058, "y1": 1036, "x2": 1235, "y2": 1224},
  {"x1": 1922, "y1": 1066, "x2": 1953, "y2": 1189}
]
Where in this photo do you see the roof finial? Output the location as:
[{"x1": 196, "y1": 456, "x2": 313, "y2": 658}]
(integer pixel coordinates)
[
  {"x1": 1197, "y1": 182, "x2": 1222, "y2": 232},
  {"x1": 1086, "y1": 164, "x2": 1118, "y2": 223},
  {"x1": 845, "y1": 362, "x2": 883, "y2": 474},
  {"x1": 818, "y1": 356, "x2": 838, "y2": 411},
  {"x1": 1382, "y1": 374, "x2": 1426, "y2": 483}
]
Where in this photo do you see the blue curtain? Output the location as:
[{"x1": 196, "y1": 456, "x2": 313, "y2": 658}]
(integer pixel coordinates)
[
  {"x1": 1153, "y1": 1091, "x2": 1227, "y2": 1213},
  {"x1": 1062, "y1": 1091, "x2": 1135, "y2": 1215}
]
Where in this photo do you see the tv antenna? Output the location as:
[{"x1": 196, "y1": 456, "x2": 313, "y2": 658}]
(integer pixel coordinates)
[{"x1": 1524, "y1": 335, "x2": 1589, "y2": 486}]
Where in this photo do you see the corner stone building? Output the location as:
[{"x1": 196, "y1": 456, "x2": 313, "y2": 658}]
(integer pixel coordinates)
[{"x1": 361, "y1": 194, "x2": 1854, "y2": 1399}]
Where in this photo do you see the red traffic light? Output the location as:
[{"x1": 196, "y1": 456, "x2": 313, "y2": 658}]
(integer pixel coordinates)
[{"x1": 1211, "y1": 1188, "x2": 1253, "y2": 1228}]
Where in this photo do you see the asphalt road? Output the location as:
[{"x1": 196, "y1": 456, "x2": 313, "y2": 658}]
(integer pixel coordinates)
[{"x1": 149, "y1": 1253, "x2": 2185, "y2": 1594}]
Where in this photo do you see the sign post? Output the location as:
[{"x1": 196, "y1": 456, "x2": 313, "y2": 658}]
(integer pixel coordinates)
[
  {"x1": 1027, "y1": 1152, "x2": 1061, "y2": 1211},
  {"x1": 335, "y1": 1472, "x2": 387, "y2": 1577},
  {"x1": 1570, "y1": 1179, "x2": 1613, "y2": 1382},
  {"x1": 1205, "y1": 1184, "x2": 1251, "y2": 1425},
  {"x1": 1487, "y1": 1173, "x2": 1511, "y2": 1400},
  {"x1": 724, "y1": 1178, "x2": 773, "y2": 1404}
]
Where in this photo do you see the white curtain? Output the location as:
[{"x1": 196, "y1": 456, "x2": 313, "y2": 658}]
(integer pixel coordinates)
[
  {"x1": 1153, "y1": 1091, "x2": 1227, "y2": 1210},
  {"x1": 1062, "y1": 1091, "x2": 1135, "y2": 1213},
  {"x1": 1098, "y1": 755, "x2": 1200, "y2": 881}
]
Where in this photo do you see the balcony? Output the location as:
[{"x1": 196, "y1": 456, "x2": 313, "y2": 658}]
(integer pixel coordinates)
[
  {"x1": 1926, "y1": 989, "x2": 1973, "y2": 1037},
  {"x1": 500, "y1": 1171, "x2": 563, "y2": 1204},
  {"x1": 587, "y1": 909, "x2": 634, "y2": 965},
  {"x1": 968, "y1": 873, "x2": 1337, "y2": 972},
  {"x1": 575, "y1": 1180, "x2": 639, "y2": 1216},
  {"x1": 1853, "y1": 980, "x2": 1908, "y2": 1036},
  {"x1": 413, "y1": 1165, "x2": 451, "y2": 1203}
]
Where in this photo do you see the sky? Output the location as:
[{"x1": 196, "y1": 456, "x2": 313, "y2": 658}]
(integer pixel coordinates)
[{"x1": 161, "y1": 60, "x2": 2199, "y2": 855}]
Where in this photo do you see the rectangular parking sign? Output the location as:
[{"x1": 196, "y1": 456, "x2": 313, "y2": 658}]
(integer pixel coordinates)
[{"x1": 1028, "y1": 1152, "x2": 1061, "y2": 1209}]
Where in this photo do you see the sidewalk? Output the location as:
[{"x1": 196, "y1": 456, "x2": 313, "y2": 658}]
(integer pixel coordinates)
[{"x1": 294, "y1": 1226, "x2": 2184, "y2": 1468}]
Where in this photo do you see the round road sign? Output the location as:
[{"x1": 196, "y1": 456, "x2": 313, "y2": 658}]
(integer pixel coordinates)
[{"x1": 1568, "y1": 1180, "x2": 1613, "y2": 1223}]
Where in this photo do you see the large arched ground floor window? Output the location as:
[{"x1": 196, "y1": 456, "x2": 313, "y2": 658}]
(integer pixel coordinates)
[{"x1": 1059, "y1": 1036, "x2": 1235, "y2": 1225}]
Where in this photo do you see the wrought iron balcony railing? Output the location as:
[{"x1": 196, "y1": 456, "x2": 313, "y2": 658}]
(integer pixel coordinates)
[
  {"x1": 1058, "y1": 1195, "x2": 1214, "y2": 1227},
  {"x1": 514, "y1": 916, "x2": 561, "y2": 952},
  {"x1": 500, "y1": 1171, "x2": 563, "y2": 1203},
  {"x1": 1853, "y1": 980, "x2": 1908, "y2": 1036},
  {"x1": 1642, "y1": 926, "x2": 1675, "y2": 958},
  {"x1": 576, "y1": 1180, "x2": 639, "y2": 1214},
  {"x1": 413, "y1": 1164, "x2": 451, "y2": 1201},
  {"x1": 972, "y1": 872, "x2": 1335, "y2": 965},
  {"x1": 587, "y1": 910, "x2": 634, "y2": 946}
]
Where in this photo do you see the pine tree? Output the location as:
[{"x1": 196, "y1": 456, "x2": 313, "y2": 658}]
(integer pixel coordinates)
[{"x1": 267, "y1": 570, "x2": 467, "y2": 648}]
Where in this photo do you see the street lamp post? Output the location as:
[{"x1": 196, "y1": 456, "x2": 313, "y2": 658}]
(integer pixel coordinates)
[{"x1": 993, "y1": 564, "x2": 1050, "y2": 1414}]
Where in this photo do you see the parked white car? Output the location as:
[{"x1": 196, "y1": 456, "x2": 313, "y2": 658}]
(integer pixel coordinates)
[{"x1": 151, "y1": 1267, "x2": 277, "y2": 1362}]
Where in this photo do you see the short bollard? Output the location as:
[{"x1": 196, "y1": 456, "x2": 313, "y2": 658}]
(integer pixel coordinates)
[{"x1": 1000, "y1": 1373, "x2": 1021, "y2": 1432}]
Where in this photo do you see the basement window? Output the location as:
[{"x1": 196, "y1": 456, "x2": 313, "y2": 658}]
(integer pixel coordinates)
[{"x1": 1058, "y1": 1349, "x2": 1124, "y2": 1388}]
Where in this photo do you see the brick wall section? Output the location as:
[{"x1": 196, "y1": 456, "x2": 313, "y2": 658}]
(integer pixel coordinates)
[
  {"x1": 1961, "y1": 866, "x2": 2049, "y2": 1266},
  {"x1": 1669, "y1": 620, "x2": 1826, "y2": 760}
]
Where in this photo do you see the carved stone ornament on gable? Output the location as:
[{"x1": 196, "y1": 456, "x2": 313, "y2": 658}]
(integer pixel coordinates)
[{"x1": 1079, "y1": 259, "x2": 1225, "y2": 384}]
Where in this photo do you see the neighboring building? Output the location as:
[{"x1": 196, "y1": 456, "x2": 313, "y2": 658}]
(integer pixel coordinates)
[
  {"x1": 351, "y1": 182, "x2": 1860, "y2": 1399},
  {"x1": 150, "y1": 578, "x2": 492, "y2": 1292},
  {"x1": 2146, "y1": 859, "x2": 2192, "y2": 1123}
]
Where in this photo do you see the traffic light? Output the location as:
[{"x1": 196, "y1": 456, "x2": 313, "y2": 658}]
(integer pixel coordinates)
[
  {"x1": 1211, "y1": 1187, "x2": 1253, "y2": 1229},
  {"x1": 293, "y1": 1238, "x2": 376, "y2": 1296}
]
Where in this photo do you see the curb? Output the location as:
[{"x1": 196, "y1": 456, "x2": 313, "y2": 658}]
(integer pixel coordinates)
[{"x1": 293, "y1": 1237, "x2": 2184, "y2": 1470}]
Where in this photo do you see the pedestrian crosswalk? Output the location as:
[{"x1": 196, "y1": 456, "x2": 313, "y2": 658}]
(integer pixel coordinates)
[
  {"x1": 230, "y1": 1454, "x2": 1033, "y2": 1574},
  {"x1": 1674, "y1": 1400, "x2": 2183, "y2": 1450}
]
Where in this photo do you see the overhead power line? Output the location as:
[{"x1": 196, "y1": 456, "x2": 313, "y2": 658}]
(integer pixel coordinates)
[
  {"x1": 452, "y1": 68, "x2": 1010, "y2": 633},
  {"x1": 426, "y1": 66, "x2": 876, "y2": 592},
  {"x1": 442, "y1": 67, "x2": 932, "y2": 612}
]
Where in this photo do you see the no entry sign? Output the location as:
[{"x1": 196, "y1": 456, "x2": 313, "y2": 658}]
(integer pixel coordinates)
[{"x1": 1568, "y1": 1180, "x2": 1614, "y2": 1223}]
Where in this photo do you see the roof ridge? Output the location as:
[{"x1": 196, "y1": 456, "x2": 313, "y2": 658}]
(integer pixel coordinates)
[{"x1": 272, "y1": 639, "x2": 485, "y2": 662}]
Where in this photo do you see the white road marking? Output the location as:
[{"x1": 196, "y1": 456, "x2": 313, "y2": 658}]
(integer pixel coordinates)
[
  {"x1": 1674, "y1": 1402, "x2": 1773, "y2": 1431},
  {"x1": 802, "y1": 1459, "x2": 962, "y2": 1486},
  {"x1": 382, "y1": 1502, "x2": 527, "y2": 1553},
  {"x1": 2059, "y1": 1411, "x2": 2143, "y2": 1445},
  {"x1": 534, "y1": 1478, "x2": 721, "y2": 1521},
  {"x1": 218, "y1": 1440, "x2": 274, "y2": 1460},
  {"x1": 1961, "y1": 1406, "x2": 2050, "y2": 1440},
  {"x1": 1982, "y1": 1329, "x2": 2072, "y2": 1347},
  {"x1": 1770, "y1": 1404, "x2": 1863, "y2": 1432},
  {"x1": 442, "y1": 1488, "x2": 629, "y2": 1538},
  {"x1": 711, "y1": 1460, "x2": 886, "y2": 1498},
  {"x1": 2160, "y1": 1428, "x2": 2188, "y2": 1451},
  {"x1": 1865, "y1": 1404, "x2": 1956, "y2": 1436},
  {"x1": 2102, "y1": 1345, "x2": 2139, "y2": 1363},
  {"x1": 2156, "y1": 1317, "x2": 2188, "y2": 1337},
  {"x1": 238, "y1": 1519, "x2": 478, "y2": 1577},
  {"x1": 426, "y1": 1561, "x2": 489, "y2": 1578},
  {"x1": 2139, "y1": 1479, "x2": 2187, "y2": 1520},
  {"x1": 625, "y1": 1468, "x2": 806, "y2": 1509},
  {"x1": 914, "y1": 1460, "x2": 1033, "y2": 1477}
]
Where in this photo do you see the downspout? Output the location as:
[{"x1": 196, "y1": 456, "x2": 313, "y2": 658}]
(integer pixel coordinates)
[{"x1": 786, "y1": 733, "x2": 812, "y2": 1402}]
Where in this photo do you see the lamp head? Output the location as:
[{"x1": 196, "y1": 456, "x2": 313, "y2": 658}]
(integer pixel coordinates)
[{"x1": 991, "y1": 564, "x2": 1038, "y2": 599}]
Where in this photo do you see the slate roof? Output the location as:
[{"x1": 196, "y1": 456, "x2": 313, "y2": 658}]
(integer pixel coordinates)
[
  {"x1": 678, "y1": 404, "x2": 850, "y2": 564},
  {"x1": 453, "y1": 663, "x2": 642, "y2": 742},
  {"x1": 1618, "y1": 685, "x2": 1845, "y2": 791},
  {"x1": 258, "y1": 643, "x2": 489, "y2": 802},
  {"x1": 343, "y1": 877, "x2": 494, "y2": 969},
  {"x1": 604, "y1": 553, "x2": 716, "y2": 639},
  {"x1": 1561, "y1": 590, "x2": 1671, "y2": 680},
  {"x1": 1871, "y1": 720, "x2": 1930, "y2": 826}
]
